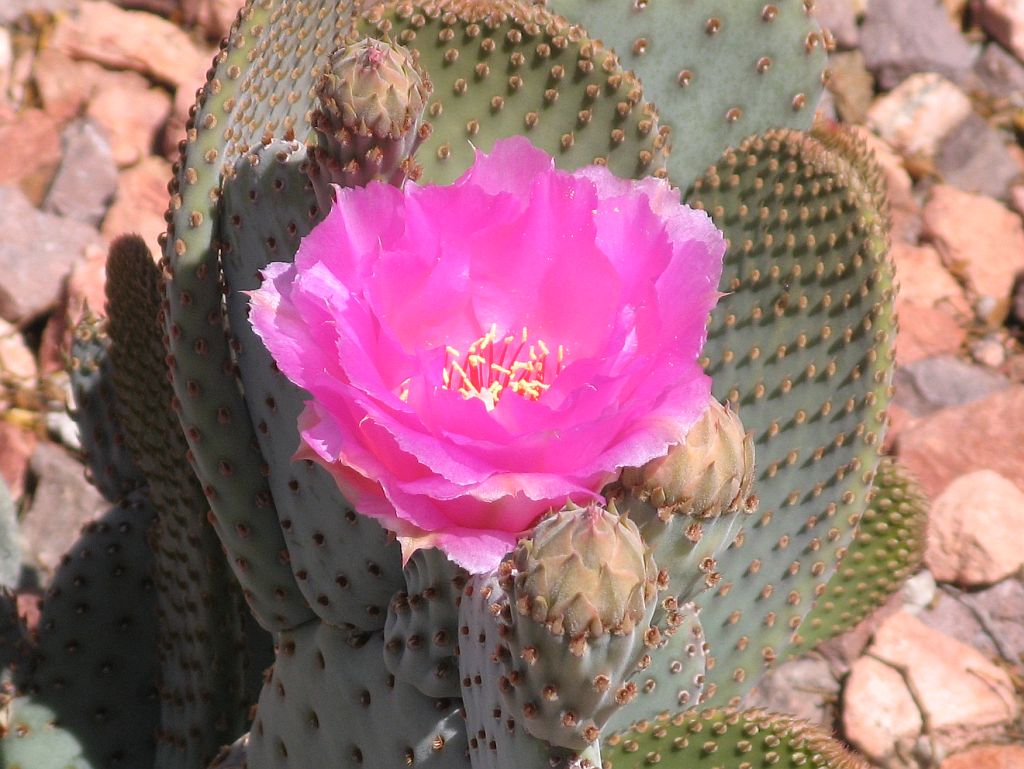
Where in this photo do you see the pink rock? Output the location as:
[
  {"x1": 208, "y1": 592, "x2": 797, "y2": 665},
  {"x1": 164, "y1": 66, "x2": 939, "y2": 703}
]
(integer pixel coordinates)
[
  {"x1": 0, "y1": 109, "x2": 62, "y2": 205},
  {"x1": 845, "y1": 611, "x2": 1019, "y2": 764},
  {"x1": 922, "y1": 185, "x2": 1024, "y2": 301},
  {"x1": 941, "y1": 745, "x2": 1024, "y2": 769},
  {"x1": 33, "y1": 48, "x2": 136, "y2": 124},
  {"x1": 0, "y1": 317, "x2": 37, "y2": 386},
  {"x1": 925, "y1": 469, "x2": 1024, "y2": 586},
  {"x1": 895, "y1": 303, "x2": 967, "y2": 366},
  {"x1": 896, "y1": 386, "x2": 1024, "y2": 499},
  {"x1": 86, "y1": 82, "x2": 172, "y2": 168},
  {"x1": 893, "y1": 242, "x2": 969, "y2": 313},
  {"x1": 842, "y1": 655, "x2": 922, "y2": 765},
  {"x1": 49, "y1": 0, "x2": 212, "y2": 90},
  {"x1": 973, "y1": 0, "x2": 1024, "y2": 62},
  {"x1": 867, "y1": 73, "x2": 974, "y2": 160},
  {"x1": 66, "y1": 244, "x2": 109, "y2": 326},
  {"x1": 102, "y1": 156, "x2": 172, "y2": 254},
  {"x1": 0, "y1": 420, "x2": 37, "y2": 501},
  {"x1": 1010, "y1": 184, "x2": 1024, "y2": 217}
]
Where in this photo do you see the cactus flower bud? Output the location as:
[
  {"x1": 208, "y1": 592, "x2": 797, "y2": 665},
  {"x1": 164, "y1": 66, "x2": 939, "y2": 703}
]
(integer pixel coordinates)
[
  {"x1": 620, "y1": 398, "x2": 754, "y2": 519},
  {"x1": 512, "y1": 504, "x2": 656, "y2": 641},
  {"x1": 308, "y1": 37, "x2": 431, "y2": 203}
]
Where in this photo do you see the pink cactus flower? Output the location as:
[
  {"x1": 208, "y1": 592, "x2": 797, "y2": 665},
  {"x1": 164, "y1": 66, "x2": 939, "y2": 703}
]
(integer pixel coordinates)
[{"x1": 249, "y1": 137, "x2": 725, "y2": 573}]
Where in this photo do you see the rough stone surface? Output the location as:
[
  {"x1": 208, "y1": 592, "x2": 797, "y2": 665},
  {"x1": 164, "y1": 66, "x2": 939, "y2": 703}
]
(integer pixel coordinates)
[
  {"x1": 969, "y1": 43, "x2": 1024, "y2": 104},
  {"x1": 102, "y1": 156, "x2": 172, "y2": 254},
  {"x1": 49, "y1": 0, "x2": 212, "y2": 90},
  {"x1": 896, "y1": 386, "x2": 1024, "y2": 498},
  {"x1": 940, "y1": 745, "x2": 1024, "y2": 769},
  {"x1": 893, "y1": 242, "x2": 969, "y2": 312},
  {"x1": 893, "y1": 354, "x2": 1009, "y2": 416},
  {"x1": 21, "y1": 442, "x2": 106, "y2": 576},
  {"x1": 827, "y1": 51, "x2": 876, "y2": 124},
  {"x1": 843, "y1": 654, "x2": 923, "y2": 765},
  {"x1": 915, "y1": 587, "x2": 999, "y2": 659},
  {"x1": 973, "y1": 0, "x2": 1024, "y2": 61},
  {"x1": 844, "y1": 611, "x2": 1019, "y2": 765},
  {"x1": 744, "y1": 657, "x2": 839, "y2": 727},
  {"x1": 921, "y1": 185, "x2": 1024, "y2": 300},
  {"x1": 43, "y1": 119, "x2": 119, "y2": 226},
  {"x1": 861, "y1": 0, "x2": 978, "y2": 89},
  {"x1": 935, "y1": 113, "x2": 1023, "y2": 199},
  {"x1": 895, "y1": 302, "x2": 967, "y2": 365},
  {"x1": 867, "y1": 73, "x2": 974, "y2": 159},
  {"x1": 0, "y1": 109, "x2": 62, "y2": 205},
  {"x1": 86, "y1": 82, "x2": 172, "y2": 167},
  {"x1": 33, "y1": 48, "x2": 145, "y2": 124},
  {"x1": 814, "y1": 0, "x2": 860, "y2": 49},
  {"x1": 0, "y1": 186, "x2": 103, "y2": 325},
  {"x1": 0, "y1": 317, "x2": 37, "y2": 388},
  {"x1": 925, "y1": 470, "x2": 1024, "y2": 585},
  {"x1": 958, "y1": 577, "x2": 1024, "y2": 668}
]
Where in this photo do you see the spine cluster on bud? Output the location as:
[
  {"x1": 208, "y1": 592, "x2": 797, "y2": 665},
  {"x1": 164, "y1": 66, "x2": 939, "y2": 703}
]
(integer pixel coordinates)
[
  {"x1": 470, "y1": 504, "x2": 663, "y2": 751},
  {"x1": 307, "y1": 37, "x2": 432, "y2": 206},
  {"x1": 619, "y1": 398, "x2": 755, "y2": 519}
]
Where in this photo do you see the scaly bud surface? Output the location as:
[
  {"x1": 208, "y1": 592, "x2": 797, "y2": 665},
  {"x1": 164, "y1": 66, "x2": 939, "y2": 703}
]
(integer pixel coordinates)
[
  {"x1": 619, "y1": 398, "x2": 755, "y2": 519},
  {"x1": 513, "y1": 504, "x2": 655, "y2": 640},
  {"x1": 308, "y1": 37, "x2": 431, "y2": 203}
]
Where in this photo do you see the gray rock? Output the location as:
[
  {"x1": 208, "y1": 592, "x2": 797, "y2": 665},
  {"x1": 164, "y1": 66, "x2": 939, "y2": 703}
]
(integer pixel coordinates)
[
  {"x1": 21, "y1": 442, "x2": 105, "y2": 578},
  {"x1": 958, "y1": 578, "x2": 1024, "y2": 668},
  {"x1": 0, "y1": 186, "x2": 102, "y2": 324},
  {"x1": 936, "y1": 114, "x2": 1023, "y2": 199},
  {"x1": 969, "y1": 43, "x2": 1024, "y2": 106},
  {"x1": 814, "y1": 0, "x2": 860, "y2": 49},
  {"x1": 861, "y1": 0, "x2": 978, "y2": 90},
  {"x1": 915, "y1": 589, "x2": 999, "y2": 659},
  {"x1": 744, "y1": 657, "x2": 839, "y2": 727},
  {"x1": 893, "y1": 354, "x2": 1010, "y2": 417},
  {"x1": 43, "y1": 119, "x2": 118, "y2": 226}
]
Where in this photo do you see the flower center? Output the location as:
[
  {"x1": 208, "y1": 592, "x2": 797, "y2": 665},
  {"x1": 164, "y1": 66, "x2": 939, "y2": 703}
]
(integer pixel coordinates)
[{"x1": 438, "y1": 324, "x2": 565, "y2": 411}]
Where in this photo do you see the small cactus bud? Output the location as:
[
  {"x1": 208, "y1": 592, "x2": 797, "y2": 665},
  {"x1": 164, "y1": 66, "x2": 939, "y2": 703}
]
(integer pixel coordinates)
[
  {"x1": 308, "y1": 37, "x2": 432, "y2": 205},
  {"x1": 513, "y1": 504, "x2": 656, "y2": 641},
  {"x1": 619, "y1": 398, "x2": 754, "y2": 518}
]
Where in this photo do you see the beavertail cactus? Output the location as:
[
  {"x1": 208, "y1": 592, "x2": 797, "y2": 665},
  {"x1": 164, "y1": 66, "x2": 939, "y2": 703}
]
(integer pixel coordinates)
[
  {"x1": 11, "y1": 1, "x2": 931, "y2": 769},
  {"x1": 308, "y1": 36, "x2": 431, "y2": 203},
  {"x1": 618, "y1": 398, "x2": 755, "y2": 520}
]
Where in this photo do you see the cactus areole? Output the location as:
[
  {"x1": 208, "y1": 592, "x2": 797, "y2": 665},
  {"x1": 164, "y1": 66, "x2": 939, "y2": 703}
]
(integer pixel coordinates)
[{"x1": 249, "y1": 136, "x2": 725, "y2": 573}]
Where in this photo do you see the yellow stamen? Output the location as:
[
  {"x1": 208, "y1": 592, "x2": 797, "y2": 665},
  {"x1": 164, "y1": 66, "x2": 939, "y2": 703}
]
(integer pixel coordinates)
[{"x1": 440, "y1": 324, "x2": 566, "y2": 411}]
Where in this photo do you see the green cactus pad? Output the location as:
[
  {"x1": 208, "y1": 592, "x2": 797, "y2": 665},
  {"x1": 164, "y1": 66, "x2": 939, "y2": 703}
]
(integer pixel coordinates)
[
  {"x1": 545, "y1": 0, "x2": 828, "y2": 189},
  {"x1": 0, "y1": 697, "x2": 91, "y2": 769},
  {"x1": 26, "y1": 491, "x2": 160, "y2": 769},
  {"x1": 602, "y1": 603, "x2": 707, "y2": 735},
  {"x1": 104, "y1": 235, "x2": 264, "y2": 767},
  {"x1": 686, "y1": 125, "x2": 894, "y2": 705},
  {"x1": 458, "y1": 573, "x2": 596, "y2": 769},
  {"x1": 219, "y1": 141, "x2": 405, "y2": 630},
  {"x1": 357, "y1": 0, "x2": 669, "y2": 184},
  {"x1": 68, "y1": 317, "x2": 145, "y2": 504},
  {"x1": 788, "y1": 457, "x2": 927, "y2": 655},
  {"x1": 384, "y1": 548, "x2": 466, "y2": 698},
  {"x1": 602, "y1": 708, "x2": 868, "y2": 769},
  {"x1": 248, "y1": 623, "x2": 468, "y2": 769},
  {"x1": 162, "y1": 0, "x2": 316, "y2": 632}
]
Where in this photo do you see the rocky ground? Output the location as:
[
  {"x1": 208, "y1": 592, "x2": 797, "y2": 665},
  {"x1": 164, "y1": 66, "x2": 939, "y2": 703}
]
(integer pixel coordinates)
[{"x1": 0, "y1": 0, "x2": 1022, "y2": 767}]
